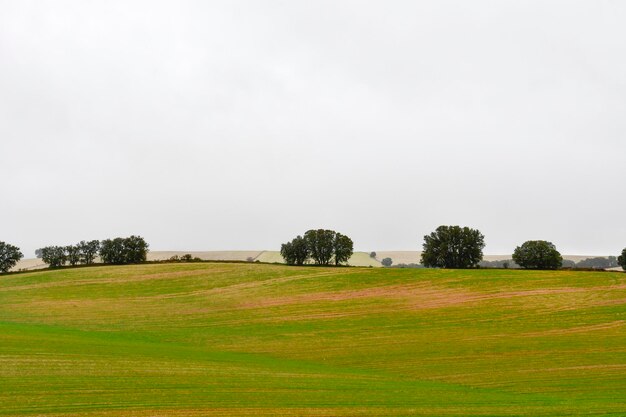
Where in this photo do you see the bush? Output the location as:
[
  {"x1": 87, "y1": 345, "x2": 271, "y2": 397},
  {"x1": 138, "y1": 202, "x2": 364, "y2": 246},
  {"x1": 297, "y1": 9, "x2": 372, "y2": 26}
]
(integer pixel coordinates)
[{"x1": 381, "y1": 258, "x2": 393, "y2": 267}]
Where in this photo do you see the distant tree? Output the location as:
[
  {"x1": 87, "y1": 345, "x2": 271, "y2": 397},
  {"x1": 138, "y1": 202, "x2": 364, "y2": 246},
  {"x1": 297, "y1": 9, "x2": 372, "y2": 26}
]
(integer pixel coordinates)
[
  {"x1": 512, "y1": 240, "x2": 562, "y2": 270},
  {"x1": 99, "y1": 238, "x2": 125, "y2": 264},
  {"x1": 281, "y1": 235, "x2": 310, "y2": 266},
  {"x1": 304, "y1": 229, "x2": 336, "y2": 265},
  {"x1": 78, "y1": 240, "x2": 100, "y2": 264},
  {"x1": 576, "y1": 256, "x2": 618, "y2": 270},
  {"x1": 420, "y1": 225, "x2": 485, "y2": 269},
  {"x1": 180, "y1": 254, "x2": 193, "y2": 262},
  {"x1": 0, "y1": 241, "x2": 23, "y2": 273},
  {"x1": 561, "y1": 259, "x2": 576, "y2": 268},
  {"x1": 41, "y1": 246, "x2": 67, "y2": 268},
  {"x1": 618, "y1": 248, "x2": 626, "y2": 271},
  {"x1": 35, "y1": 248, "x2": 43, "y2": 258},
  {"x1": 123, "y1": 235, "x2": 149, "y2": 263},
  {"x1": 502, "y1": 261, "x2": 509, "y2": 269},
  {"x1": 381, "y1": 257, "x2": 393, "y2": 267},
  {"x1": 370, "y1": 251, "x2": 377, "y2": 258},
  {"x1": 246, "y1": 256, "x2": 254, "y2": 262},
  {"x1": 65, "y1": 245, "x2": 81, "y2": 266},
  {"x1": 333, "y1": 233, "x2": 354, "y2": 266}
]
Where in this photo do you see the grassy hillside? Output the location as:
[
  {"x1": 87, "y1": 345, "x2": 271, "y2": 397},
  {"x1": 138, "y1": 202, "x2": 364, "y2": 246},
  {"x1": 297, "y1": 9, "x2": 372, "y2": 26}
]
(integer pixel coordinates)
[{"x1": 1, "y1": 263, "x2": 625, "y2": 416}]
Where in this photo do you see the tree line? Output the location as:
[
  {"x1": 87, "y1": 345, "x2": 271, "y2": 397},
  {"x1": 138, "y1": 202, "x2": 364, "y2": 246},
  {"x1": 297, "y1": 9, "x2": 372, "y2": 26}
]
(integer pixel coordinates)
[
  {"x1": 2, "y1": 227, "x2": 626, "y2": 273},
  {"x1": 0, "y1": 236, "x2": 149, "y2": 273}
]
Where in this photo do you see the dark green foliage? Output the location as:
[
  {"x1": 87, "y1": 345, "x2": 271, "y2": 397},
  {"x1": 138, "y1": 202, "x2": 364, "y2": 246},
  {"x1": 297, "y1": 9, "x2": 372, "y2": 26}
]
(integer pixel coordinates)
[
  {"x1": 65, "y1": 245, "x2": 81, "y2": 266},
  {"x1": 280, "y1": 235, "x2": 310, "y2": 266},
  {"x1": 561, "y1": 259, "x2": 576, "y2": 268},
  {"x1": 100, "y1": 236, "x2": 149, "y2": 265},
  {"x1": 381, "y1": 257, "x2": 393, "y2": 267},
  {"x1": 420, "y1": 225, "x2": 485, "y2": 269},
  {"x1": 370, "y1": 251, "x2": 377, "y2": 258},
  {"x1": 78, "y1": 240, "x2": 100, "y2": 264},
  {"x1": 512, "y1": 240, "x2": 563, "y2": 270},
  {"x1": 0, "y1": 241, "x2": 23, "y2": 273},
  {"x1": 619, "y1": 249, "x2": 626, "y2": 271},
  {"x1": 99, "y1": 238, "x2": 125, "y2": 264},
  {"x1": 333, "y1": 233, "x2": 354, "y2": 266},
  {"x1": 304, "y1": 229, "x2": 336, "y2": 265},
  {"x1": 41, "y1": 246, "x2": 68, "y2": 268}
]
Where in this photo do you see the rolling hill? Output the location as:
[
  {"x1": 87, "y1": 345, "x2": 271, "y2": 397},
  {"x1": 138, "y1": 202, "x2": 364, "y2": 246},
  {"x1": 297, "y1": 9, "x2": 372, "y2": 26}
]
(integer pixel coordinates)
[{"x1": 1, "y1": 263, "x2": 625, "y2": 416}]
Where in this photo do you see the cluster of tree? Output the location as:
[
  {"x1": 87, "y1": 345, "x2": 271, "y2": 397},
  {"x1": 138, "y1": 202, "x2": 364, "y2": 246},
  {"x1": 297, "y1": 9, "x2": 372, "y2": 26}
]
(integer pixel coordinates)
[
  {"x1": 37, "y1": 240, "x2": 101, "y2": 268},
  {"x1": 100, "y1": 236, "x2": 149, "y2": 264},
  {"x1": 381, "y1": 257, "x2": 393, "y2": 267},
  {"x1": 421, "y1": 226, "x2": 485, "y2": 268},
  {"x1": 0, "y1": 241, "x2": 23, "y2": 273},
  {"x1": 37, "y1": 236, "x2": 149, "y2": 267},
  {"x1": 281, "y1": 229, "x2": 354, "y2": 266}
]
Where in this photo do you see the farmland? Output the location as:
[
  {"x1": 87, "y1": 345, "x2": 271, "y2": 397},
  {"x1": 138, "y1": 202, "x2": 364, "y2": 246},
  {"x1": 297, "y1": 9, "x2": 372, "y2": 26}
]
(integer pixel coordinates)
[{"x1": 1, "y1": 263, "x2": 625, "y2": 416}]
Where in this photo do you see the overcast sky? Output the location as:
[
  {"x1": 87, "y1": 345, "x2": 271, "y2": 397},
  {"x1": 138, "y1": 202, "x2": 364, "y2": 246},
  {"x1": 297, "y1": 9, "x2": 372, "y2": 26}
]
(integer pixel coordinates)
[{"x1": 1, "y1": 0, "x2": 625, "y2": 257}]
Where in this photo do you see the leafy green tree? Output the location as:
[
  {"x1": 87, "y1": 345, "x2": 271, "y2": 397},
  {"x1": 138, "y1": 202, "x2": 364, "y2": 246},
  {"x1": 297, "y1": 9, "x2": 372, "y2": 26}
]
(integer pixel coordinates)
[
  {"x1": 66, "y1": 245, "x2": 81, "y2": 266},
  {"x1": 304, "y1": 229, "x2": 336, "y2": 265},
  {"x1": 123, "y1": 235, "x2": 149, "y2": 263},
  {"x1": 41, "y1": 246, "x2": 67, "y2": 268},
  {"x1": 280, "y1": 235, "x2": 310, "y2": 266},
  {"x1": 420, "y1": 225, "x2": 485, "y2": 268},
  {"x1": 370, "y1": 251, "x2": 377, "y2": 258},
  {"x1": 78, "y1": 240, "x2": 100, "y2": 264},
  {"x1": 381, "y1": 257, "x2": 393, "y2": 267},
  {"x1": 333, "y1": 233, "x2": 354, "y2": 266},
  {"x1": 618, "y1": 248, "x2": 626, "y2": 271},
  {"x1": 512, "y1": 240, "x2": 562, "y2": 270},
  {"x1": 99, "y1": 238, "x2": 126, "y2": 264},
  {"x1": 0, "y1": 241, "x2": 23, "y2": 273}
]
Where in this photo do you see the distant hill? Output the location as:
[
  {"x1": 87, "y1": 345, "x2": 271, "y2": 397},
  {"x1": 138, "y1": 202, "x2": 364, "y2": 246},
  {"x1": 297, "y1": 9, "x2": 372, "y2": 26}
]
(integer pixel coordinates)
[{"x1": 12, "y1": 250, "x2": 616, "y2": 271}]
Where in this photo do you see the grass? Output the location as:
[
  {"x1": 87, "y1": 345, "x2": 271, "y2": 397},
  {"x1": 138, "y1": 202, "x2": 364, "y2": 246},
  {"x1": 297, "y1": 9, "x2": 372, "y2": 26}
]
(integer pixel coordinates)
[{"x1": 1, "y1": 263, "x2": 625, "y2": 416}]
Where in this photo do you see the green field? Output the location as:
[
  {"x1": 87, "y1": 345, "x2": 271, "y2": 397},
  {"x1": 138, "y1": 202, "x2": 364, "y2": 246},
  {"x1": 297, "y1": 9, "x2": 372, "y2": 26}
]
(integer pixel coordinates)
[{"x1": 1, "y1": 263, "x2": 625, "y2": 416}]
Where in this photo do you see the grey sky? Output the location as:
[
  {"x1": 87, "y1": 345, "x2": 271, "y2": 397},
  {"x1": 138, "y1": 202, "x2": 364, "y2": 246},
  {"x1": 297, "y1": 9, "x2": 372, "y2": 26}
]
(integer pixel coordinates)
[{"x1": 1, "y1": 0, "x2": 625, "y2": 257}]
